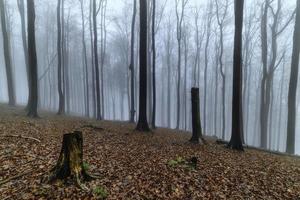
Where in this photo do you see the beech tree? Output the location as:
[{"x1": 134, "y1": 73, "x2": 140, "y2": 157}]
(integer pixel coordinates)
[
  {"x1": 286, "y1": 0, "x2": 300, "y2": 154},
  {"x1": 227, "y1": 0, "x2": 244, "y2": 150},
  {"x1": 129, "y1": 0, "x2": 137, "y2": 123},
  {"x1": 0, "y1": 0, "x2": 15, "y2": 106},
  {"x1": 175, "y1": 0, "x2": 188, "y2": 130},
  {"x1": 136, "y1": 0, "x2": 150, "y2": 131},
  {"x1": 27, "y1": 0, "x2": 38, "y2": 117}
]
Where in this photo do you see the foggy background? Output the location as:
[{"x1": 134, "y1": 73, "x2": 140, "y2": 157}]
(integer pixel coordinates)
[{"x1": 0, "y1": 0, "x2": 299, "y2": 154}]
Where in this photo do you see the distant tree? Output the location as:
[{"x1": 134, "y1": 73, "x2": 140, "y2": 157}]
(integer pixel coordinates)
[
  {"x1": 227, "y1": 0, "x2": 244, "y2": 150},
  {"x1": 203, "y1": 1, "x2": 213, "y2": 134},
  {"x1": 286, "y1": 0, "x2": 300, "y2": 154},
  {"x1": 175, "y1": 0, "x2": 188, "y2": 130},
  {"x1": 17, "y1": 0, "x2": 31, "y2": 108},
  {"x1": 215, "y1": 0, "x2": 229, "y2": 139},
  {"x1": 0, "y1": 0, "x2": 15, "y2": 106},
  {"x1": 136, "y1": 0, "x2": 150, "y2": 131},
  {"x1": 27, "y1": 0, "x2": 38, "y2": 117},
  {"x1": 260, "y1": 0, "x2": 294, "y2": 148},
  {"x1": 89, "y1": 0, "x2": 96, "y2": 118},
  {"x1": 79, "y1": 0, "x2": 90, "y2": 117},
  {"x1": 129, "y1": 0, "x2": 137, "y2": 123}
]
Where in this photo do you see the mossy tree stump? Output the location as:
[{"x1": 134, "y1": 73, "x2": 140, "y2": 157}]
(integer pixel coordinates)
[
  {"x1": 47, "y1": 131, "x2": 96, "y2": 189},
  {"x1": 190, "y1": 88, "x2": 205, "y2": 144}
]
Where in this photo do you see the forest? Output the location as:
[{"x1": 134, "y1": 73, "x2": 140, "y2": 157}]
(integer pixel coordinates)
[{"x1": 0, "y1": 0, "x2": 300, "y2": 199}]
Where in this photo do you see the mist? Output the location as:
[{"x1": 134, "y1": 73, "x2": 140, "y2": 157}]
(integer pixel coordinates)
[{"x1": 0, "y1": 0, "x2": 299, "y2": 154}]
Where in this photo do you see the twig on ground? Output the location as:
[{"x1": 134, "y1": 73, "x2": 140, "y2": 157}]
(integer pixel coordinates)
[{"x1": 0, "y1": 134, "x2": 41, "y2": 143}]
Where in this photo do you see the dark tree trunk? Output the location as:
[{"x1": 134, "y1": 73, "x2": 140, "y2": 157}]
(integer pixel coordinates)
[
  {"x1": 190, "y1": 88, "x2": 204, "y2": 143},
  {"x1": 26, "y1": 0, "x2": 38, "y2": 117},
  {"x1": 227, "y1": 0, "x2": 244, "y2": 151},
  {"x1": 57, "y1": 0, "x2": 64, "y2": 115},
  {"x1": 286, "y1": 0, "x2": 300, "y2": 154},
  {"x1": 0, "y1": 0, "x2": 15, "y2": 106},
  {"x1": 151, "y1": 0, "x2": 156, "y2": 129},
  {"x1": 136, "y1": 0, "x2": 150, "y2": 131},
  {"x1": 46, "y1": 131, "x2": 95, "y2": 189},
  {"x1": 129, "y1": 0, "x2": 137, "y2": 123},
  {"x1": 93, "y1": 0, "x2": 102, "y2": 120}
]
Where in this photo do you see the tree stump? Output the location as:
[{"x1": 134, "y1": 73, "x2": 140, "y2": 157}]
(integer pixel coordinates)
[
  {"x1": 46, "y1": 131, "x2": 96, "y2": 189},
  {"x1": 190, "y1": 88, "x2": 204, "y2": 144}
]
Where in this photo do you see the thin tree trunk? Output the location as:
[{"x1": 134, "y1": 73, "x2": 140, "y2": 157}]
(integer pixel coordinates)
[
  {"x1": 129, "y1": 0, "x2": 137, "y2": 123},
  {"x1": 151, "y1": 0, "x2": 156, "y2": 128},
  {"x1": 0, "y1": 0, "x2": 15, "y2": 106}
]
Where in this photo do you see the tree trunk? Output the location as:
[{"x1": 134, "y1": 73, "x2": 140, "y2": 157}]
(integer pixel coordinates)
[
  {"x1": 93, "y1": 0, "x2": 102, "y2": 120},
  {"x1": 17, "y1": 0, "x2": 31, "y2": 108},
  {"x1": 57, "y1": 0, "x2": 64, "y2": 115},
  {"x1": 190, "y1": 88, "x2": 203, "y2": 143},
  {"x1": 151, "y1": 0, "x2": 156, "y2": 129},
  {"x1": 79, "y1": 0, "x2": 90, "y2": 118},
  {"x1": 129, "y1": 0, "x2": 137, "y2": 123},
  {"x1": 227, "y1": 0, "x2": 244, "y2": 151},
  {"x1": 286, "y1": 0, "x2": 300, "y2": 154},
  {"x1": 26, "y1": 0, "x2": 38, "y2": 118},
  {"x1": 46, "y1": 131, "x2": 95, "y2": 188},
  {"x1": 0, "y1": 0, "x2": 15, "y2": 106},
  {"x1": 136, "y1": 0, "x2": 150, "y2": 131}
]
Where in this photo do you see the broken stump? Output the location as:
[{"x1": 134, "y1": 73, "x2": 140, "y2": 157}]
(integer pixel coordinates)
[
  {"x1": 190, "y1": 88, "x2": 205, "y2": 144},
  {"x1": 45, "y1": 131, "x2": 96, "y2": 189}
]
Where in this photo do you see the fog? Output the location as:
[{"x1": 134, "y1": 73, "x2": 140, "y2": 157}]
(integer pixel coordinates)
[{"x1": 0, "y1": 0, "x2": 299, "y2": 154}]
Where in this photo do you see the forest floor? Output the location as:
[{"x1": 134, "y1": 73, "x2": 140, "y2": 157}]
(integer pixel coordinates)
[{"x1": 0, "y1": 105, "x2": 300, "y2": 200}]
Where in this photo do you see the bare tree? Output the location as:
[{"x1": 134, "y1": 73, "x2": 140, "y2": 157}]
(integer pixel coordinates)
[
  {"x1": 215, "y1": 0, "x2": 229, "y2": 139},
  {"x1": 175, "y1": 0, "x2": 188, "y2": 130},
  {"x1": 27, "y1": 0, "x2": 38, "y2": 117},
  {"x1": 57, "y1": 0, "x2": 64, "y2": 114},
  {"x1": 260, "y1": 0, "x2": 295, "y2": 148},
  {"x1": 286, "y1": 0, "x2": 300, "y2": 154},
  {"x1": 17, "y1": 0, "x2": 31, "y2": 108},
  {"x1": 79, "y1": 0, "x2": 90, "y2": 117},
  {"x1": 0, "y1": 0, "x2": 15, "y2": 106},
  {"x1": 151, "y1": 0, "x2": 156, "y2": 128},
  {"x1": 129, "y1": 0, "x2": 137, "y2": 123},
  {"x1": 203, "y1": 1, "x2": 213, "y2": 134},
  {"x1": 93, "y1": 0, "x2": 102, "y2": 120},
  {"x1": 227, "y1": 0, "x2": 244, "y2": 150},
  {"x1": 136, "y1": 0, "x2": 150, "y2": 131}
]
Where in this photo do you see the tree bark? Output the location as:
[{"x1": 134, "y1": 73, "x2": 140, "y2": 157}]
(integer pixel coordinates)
[
  {"x1": 286, "y1": 0, "x2": 300, "y2": 154},
  {"x1": 46, "y1": 131, "x2": 95, "y2": 188},
  {"x1": 190, "y1": 88, "x2": 204, "y2": 143},
  {"x1": 129, "y1": 0, "x2": 137, "y2": 123},
  {"x1": 26, "y1": 0, "x2": 38, "y2": 117},
  {"x1": 136, "y1": 0, "x2": 150, "y2": 131},
  {"x1": 227, "y1": 0, "x2": 244, "y2": 151},
  {"x1": 151, "y1": 0, "x2": 156, "y2": 129},
  {"x1": 93, "y1": 0, "x2": 102, "y2": 120},
  {"x1": 0, "y1": 0, "x2": 15, "y2": 106}
]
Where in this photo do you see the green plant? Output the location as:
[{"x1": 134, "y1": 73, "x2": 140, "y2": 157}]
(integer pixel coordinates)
[
  {"x1": 93, "y1": 186, "x2": 108, "y2": 199},
  {"x1": 82, "y1": 161, "x2": 90, "y2": 171},
  {"x1": 168, "y1": 156, "x2": 186, "y2": 167}
]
